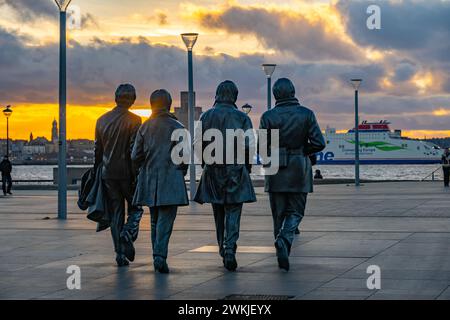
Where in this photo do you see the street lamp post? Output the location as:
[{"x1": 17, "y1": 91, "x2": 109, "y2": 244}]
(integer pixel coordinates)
[
  {"x1": 181, "y1": 33, "x2": 199, "y2": 200},
  {"x1": 262, "y1": 64, "x2": 276, "y2": 110},
  {"x1": 54, "y1": 0, "x2": 72, "y2": 220},
  {"x1": 241, "y1": 104, "x2": 255, "y2": 166},
  {"x1": 2, "y1": 106, "x2": 13, "y2": 157},
  {"x1": 351, "y1": 79, "x2": 362, "y2": 187}
]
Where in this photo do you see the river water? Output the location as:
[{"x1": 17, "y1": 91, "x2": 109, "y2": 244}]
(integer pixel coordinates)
[{"x1": 11, "y1": 164, "x2": 444, "y2": 182}]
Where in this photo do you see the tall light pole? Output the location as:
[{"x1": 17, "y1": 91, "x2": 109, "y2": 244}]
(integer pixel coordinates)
[
  {"x1": 54, "y1": 0, "x2": 72, "y2": 220},
  {"x1": 262, "y1": 64, "x2": 276, "y2": 110},
  {"x1": 2, "y1": 105, "x2": 12, "y2": 157},
  {"x1": 181, "y1": 33, "x2": 199, "y2": 200},
  {"x1": 351, "y1": 79, "x2": 362, "y2": 187}
]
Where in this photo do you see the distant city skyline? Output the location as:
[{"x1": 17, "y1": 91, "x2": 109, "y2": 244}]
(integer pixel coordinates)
[
  {"x1": 0, "y1": 117, "x2": 92, "y2": 161},
  {"x1": 1, "y1": 0, "x2": 450, "y2": 139}
]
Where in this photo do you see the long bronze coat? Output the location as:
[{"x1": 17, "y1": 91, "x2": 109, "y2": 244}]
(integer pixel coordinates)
[
  {"x1": 94, "y1": 106, "x2": 142, "y2": 180},
  {"x1": 259, "y1": 98, "x2": 326, "y2": 193},
  {"x1": 131, "y1": 113, "x2": 189, "y2": 207},
  {"x1": 194, "y1": 103, "x2": 256, "y2": 205}
]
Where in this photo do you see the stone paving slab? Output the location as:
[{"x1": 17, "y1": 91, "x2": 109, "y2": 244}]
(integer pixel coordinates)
[{"x1": 0, "y1": 182, "x2": 450, "y2": 300}]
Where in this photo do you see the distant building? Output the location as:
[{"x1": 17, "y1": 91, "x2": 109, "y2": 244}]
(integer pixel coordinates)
[
  {"x1": 10, "y1": 140, "x2": 26, "y2": 159},
  {"x1": 30, "y1": 136, "x2": 50, "y2": 145},
  {"x1": 173, "y1": 91, "x2": 203, "y2": 129},
  {"x1": 23, "y1": 137, "x2": 47, "y2": 155},
  {"x1": 51, "y1": 119, "x2": 58, "y2": 144},
  {"x1": 68, "y1": 139, "x2": 94, "y2": 162},
  {"x1": 5, "y1": 119, "x2": 96, "y2": 162},
  {"x1": 24, "y1": 119, "x2": 59, "y2": 157},
  {"x1": 0, "y1": 139, "x2": 9, "y2": 157},
  {"x1": 47, "y1": 119, "x2": 58, "y2": 154},
  {"x1": 0, "y1": 139, "x2": 26, "y2": 159}
]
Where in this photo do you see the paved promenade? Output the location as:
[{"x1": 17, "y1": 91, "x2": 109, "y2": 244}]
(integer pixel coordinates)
[{"x1": 1, "y1": 182, "x2": 450, "y2": 300}]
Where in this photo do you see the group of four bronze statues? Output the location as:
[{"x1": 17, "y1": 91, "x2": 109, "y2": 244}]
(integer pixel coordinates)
[{"x1": 92, "y1": 78, "x2": 326, "y2": 273}]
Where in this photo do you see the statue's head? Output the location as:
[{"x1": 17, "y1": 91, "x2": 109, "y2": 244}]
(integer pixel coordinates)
[
  {"x1": 273, "y1": 78, "x2": 296, "y2": 101},
  {"x1": 115, "y1": 84, "x2": 136, "y2": 109},
  {"x1": 215, "y1": 80, "x2": 238, "y2": 104},
  {"x1": 150, "y1": 89, "x2": 172, "y2": 112}
]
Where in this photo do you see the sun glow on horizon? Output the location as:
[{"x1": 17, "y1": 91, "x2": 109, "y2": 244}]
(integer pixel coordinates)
[{"x1": 130, "y1": 109, "x2": 152, "y2": 118}]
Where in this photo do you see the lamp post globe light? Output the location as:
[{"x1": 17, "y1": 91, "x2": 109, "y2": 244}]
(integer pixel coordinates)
[
  {"x1": 350, "y1": 78, "x2": 362, "y2": 187},
  {"x1": 53, "y1": 0, "x2": 73, "y2": 219},
  {"x1": 54, "y1": 0, "x2": 72, "y2": 11},
  {"x1": 262, "y1": 64, "x2": 276, "y2": 110},
  {"x1": 181, "y1": 33, "x2": 199, "y2": 200},
  {"x1": 2, "y1": 105, "x2": 12, "y2": 157},
  {"x1": 241, "y1": 104, "x2": 253, "y2": 115}
]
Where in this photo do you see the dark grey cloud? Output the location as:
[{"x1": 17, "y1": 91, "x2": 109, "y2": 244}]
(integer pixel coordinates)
[
  {"x1": 393, "y1": 61, "x2": 418, "y2": 82},
  {"x1": 197, "y1": 5, "x2": 360, "y2": 62},
  {"x1": 301, "y1": 94, "x2": 450, "y2": 131},
  {"x1": 0, "y1": 25, "x2": 387, "y2": 114},
  {"x1": 361, "y1": 95, "x2": 450, "y2": 131},
  {"x1": 336, "y1": 0, "x2": 450, "y2": 64},
  {"x1": 273, "y1": 62, "x2": 387, "y2": 97},
  {"x1": 0, "y1": 0, "x2": 98, "y2": 29},
  {"x1": 0, "y1": 0, "x2": 55, "y2": 21},
  {"x1": 0, "y1": 26, "x2": 448, "y2": 132},
  {"x1": 0, "y1": 28, "x2": 58, "y2": 103},
  {"x1": 0, "y1": 27, "x2": 269, "y2": 110},
  {"x1": 80, "y1": 12, "x2": 99, "y2": 29},
  {"x1": 336, "y1": 0, "x2": 450, "y2": 99}
]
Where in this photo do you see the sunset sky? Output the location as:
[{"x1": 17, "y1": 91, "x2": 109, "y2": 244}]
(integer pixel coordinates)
[{"x1": 0, "y1": 0, "x2": 450, "y2": 140}]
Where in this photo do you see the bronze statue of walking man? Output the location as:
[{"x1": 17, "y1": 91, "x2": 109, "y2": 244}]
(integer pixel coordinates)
[
  {"x1": 259, "y1": 78, "x2": 325, "y2": 271},
  {"x1": 132, "y1": 89, "x2": 189, "y2": 273},
  {"x1": 94, "y1": 84, "x2": 144, "y2": 267},
  {"x1": 194, "y1": 80, "x2": 256, "y2": 271}
]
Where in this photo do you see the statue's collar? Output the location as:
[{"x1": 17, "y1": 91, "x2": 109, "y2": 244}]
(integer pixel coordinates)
[
  {"x1": 275, "y1": 97, "x2": 300, "y2": 107},
  {"x1": 113, "y1": 106, "x2": 130, "y2": 113},
  {"x1": 214, "y1": 101, "x2": 238, "y2": 109}
]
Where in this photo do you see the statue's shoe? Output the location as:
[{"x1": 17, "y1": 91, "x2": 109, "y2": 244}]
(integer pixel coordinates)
[
  {"x1": 115, "y1": 254, "x2": 129, "y2": 267},
  {"x1": 154, "y1": 257, "x2": 170, "y2": 274},
  {"x1": 275, "y1": 241, "x2": 289, "y2": 272},
  {"x1": 121, "y1": 238, "x2": 135, "y2": 262},
  {"x1": 223, "y1": 254, "x2": 238, "y2": 271}
]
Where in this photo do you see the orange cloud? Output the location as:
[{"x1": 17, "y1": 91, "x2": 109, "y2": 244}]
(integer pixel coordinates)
[
  {"x1": 189, "y1": 1, "x2": 362, "y2": 61},
  {"x1": 433, "y1": 108, "x2": 450, "y2": 117},
  {"x1": 412, "y1": 72, "x2": 434, "y2": 93}
]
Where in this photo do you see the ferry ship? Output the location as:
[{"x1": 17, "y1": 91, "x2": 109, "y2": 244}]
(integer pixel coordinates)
[{"x1": 317, "y1": 121, "x2": 442, "y2": 165}]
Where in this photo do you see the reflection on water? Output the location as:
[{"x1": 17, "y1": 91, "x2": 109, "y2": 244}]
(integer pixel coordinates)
[
  {"x1": 11, "y1": 164, "x2": 444, "y2": 181},
  {"x1": 314, "y1": 165, "x2": 443, "y2": 181}
]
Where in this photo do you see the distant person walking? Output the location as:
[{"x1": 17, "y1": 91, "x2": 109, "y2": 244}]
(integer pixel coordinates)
[
  {"x1": 442, "y1": 148, "x2": 450, "y2": 187},
  {"x1": 94, "y1": 84, "x2": 144, "y2": 267},
  {"x1": 0, "y1": 156, "x2": 13, "y2": 196},
  {"x1": 314, "y1": 169, "x2": 323, "y2": 180}
]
